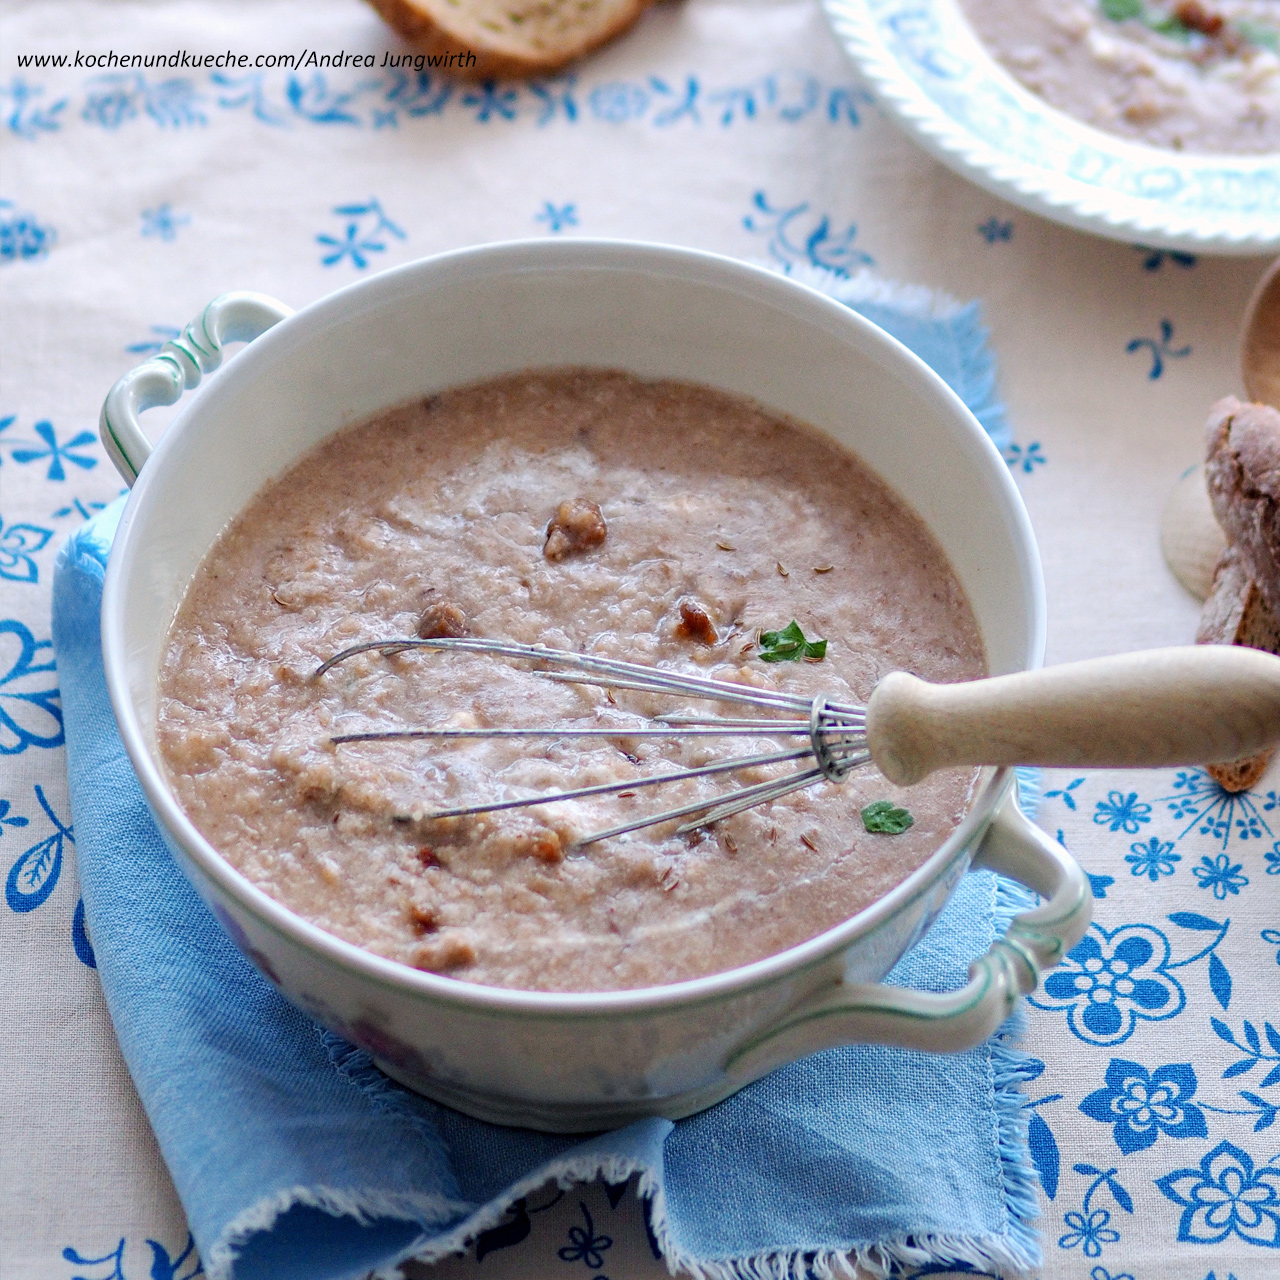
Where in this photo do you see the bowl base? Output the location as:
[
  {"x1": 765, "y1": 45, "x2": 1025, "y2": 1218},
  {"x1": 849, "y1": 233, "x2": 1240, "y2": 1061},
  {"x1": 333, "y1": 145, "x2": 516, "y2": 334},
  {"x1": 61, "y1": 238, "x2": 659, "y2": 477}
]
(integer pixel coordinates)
[{"x1": 372, "y1": 1054, "x2": 744, "y2": 1132}]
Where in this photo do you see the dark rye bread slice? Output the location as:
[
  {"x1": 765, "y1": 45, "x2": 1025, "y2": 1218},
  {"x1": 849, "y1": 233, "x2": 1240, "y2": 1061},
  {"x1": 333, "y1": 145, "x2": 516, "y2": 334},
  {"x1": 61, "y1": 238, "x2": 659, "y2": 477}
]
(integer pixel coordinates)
[
  {"x1": 365, "y1": 0, "x2": 657, "y2": 79},
  {"x1": 1205, "y1": 395, "x2": 1280, "y2": 622},
  {"x1": 1196, "y1": 548, "x2": 1280, "y2": 791}
]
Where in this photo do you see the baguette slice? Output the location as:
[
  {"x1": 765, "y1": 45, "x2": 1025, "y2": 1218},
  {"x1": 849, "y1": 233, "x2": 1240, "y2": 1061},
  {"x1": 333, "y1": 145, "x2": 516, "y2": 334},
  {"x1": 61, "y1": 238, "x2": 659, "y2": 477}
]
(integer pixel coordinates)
[
  {"x1": 366, "y1": 0, "x2": 656, "y2": 79},
  {"x1": 1196, "y1": 545, "x2": 1280, "y2": 791}
]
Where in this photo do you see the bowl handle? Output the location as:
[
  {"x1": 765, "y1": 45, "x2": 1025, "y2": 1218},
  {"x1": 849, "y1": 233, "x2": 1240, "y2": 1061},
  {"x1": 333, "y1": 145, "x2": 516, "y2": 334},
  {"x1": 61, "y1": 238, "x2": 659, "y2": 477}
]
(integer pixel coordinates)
[
  {"x1": 100, "y1": 292, "x2": 293, "y2": 484},
  {"x1": 725, "y1": 794, "x2": 1091, "y2": 1081}
]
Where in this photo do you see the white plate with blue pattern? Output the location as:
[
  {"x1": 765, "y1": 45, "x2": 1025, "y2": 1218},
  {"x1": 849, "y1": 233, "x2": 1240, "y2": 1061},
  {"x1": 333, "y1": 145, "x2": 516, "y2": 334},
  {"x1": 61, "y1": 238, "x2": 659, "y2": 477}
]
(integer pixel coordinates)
[{"x1": 823, "y1": 0, "x2": 1280, "y2": 255}]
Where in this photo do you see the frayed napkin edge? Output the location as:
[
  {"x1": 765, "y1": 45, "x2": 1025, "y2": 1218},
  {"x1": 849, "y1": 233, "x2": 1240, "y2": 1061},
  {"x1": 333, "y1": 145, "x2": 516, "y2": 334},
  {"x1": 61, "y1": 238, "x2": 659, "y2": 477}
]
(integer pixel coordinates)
[
  {"x1": 774, "y1": 261, "x2": 1012, "y2": 452},
  {"x1": 298, "y1": 877, "x2": 1044, "y2": 1280}
]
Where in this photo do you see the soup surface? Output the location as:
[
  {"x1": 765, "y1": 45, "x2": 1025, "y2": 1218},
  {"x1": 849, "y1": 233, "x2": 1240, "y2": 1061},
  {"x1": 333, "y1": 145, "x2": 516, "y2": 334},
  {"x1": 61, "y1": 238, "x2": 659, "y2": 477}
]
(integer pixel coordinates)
[
  {"x1": 959, "y1": 0, "x2": 1280, "y2": 154},
  {"x1": 157, "y1": 370, "x2": 987, "y2": 992}
]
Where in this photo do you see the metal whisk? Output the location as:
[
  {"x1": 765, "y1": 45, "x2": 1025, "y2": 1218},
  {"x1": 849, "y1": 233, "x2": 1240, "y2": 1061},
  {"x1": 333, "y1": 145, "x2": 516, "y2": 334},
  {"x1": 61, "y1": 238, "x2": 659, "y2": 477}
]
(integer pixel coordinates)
[
  {"x1": 313, "y1": 637, "x2": 1280, "y2": 847},
  {"x1": 314, "y1": 636, "x2": 868, "y2": 847}
]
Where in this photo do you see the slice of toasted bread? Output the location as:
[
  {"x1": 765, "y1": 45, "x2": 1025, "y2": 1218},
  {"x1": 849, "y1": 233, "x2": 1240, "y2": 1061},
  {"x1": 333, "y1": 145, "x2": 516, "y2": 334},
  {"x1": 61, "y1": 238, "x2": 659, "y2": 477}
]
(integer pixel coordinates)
[
  {"x1": 1204, "y1": 395, "x2": 1280, "y2": 625},
  {"x1": 366, "y1": 0, "x2": 656, "y2": 79},
  {"x1": 1197, "y1": 545, "x2": 1280, "y2": 791}
]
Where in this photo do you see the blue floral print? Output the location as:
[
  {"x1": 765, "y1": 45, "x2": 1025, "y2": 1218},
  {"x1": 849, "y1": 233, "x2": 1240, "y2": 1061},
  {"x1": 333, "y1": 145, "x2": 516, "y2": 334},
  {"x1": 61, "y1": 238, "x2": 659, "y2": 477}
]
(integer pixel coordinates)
[
  {"x1": 1154, "y1": 770, "x2": 1275, "y2": 854},
  {"x1": 978, "y1": 217, "x2": 1012, "y2": 243},
  {"x1": 1058, "y1": 1164, "x2": 1133, "y2": 1257},
  {"x1": 558, "y1": 1202, "x2": 612, "y2": 1268},
  {"x1": 1002, "y1": 441, "x2": 1046, "y2": 473},
  {"x1": 5, "y1": 419, "x2": 98, "y2": 481},
  {"x1": 1031, "y1": 923, "x2": 1184, "y2": 1045},
  {"x1": 0, "y1": 619, "x2": 64, "y2": 754},
  {"x1": 317, "y1": 198, "x2": 405, "y2": 268},
  {"x1": 1126, "y1": 837, "x2": 1180, "y2": 882},
  {"x1": 0, "y1": 515, "x2": 52, "y2": 582},
  {"x1": 743, "y1": 190, "x2": 873, "y2": 275},
  {"x1": 12, "y1": 68, "x2": 870, "y2": 137},
  {"x1": 1135, "y1": 245, "x2": 1197, "y2": 270},
  {"x1": 536, "y1": 201, "x2": 578, "y2": 232},
  {"x1": 1193, "y1": 854, "x2": 1249, "y2": 900},
  {"x1": 1079, "y1": 1059, "x2": 1206, "y2": 1153},
  {"x1": 1, "y1": 198, "x2": 56, "y2": 261},
  {"x1": 1210, "y1": 1018, "x2": 1280, "y2": 1090},
  {"x1": 1045, "y1": 777, "x2": 1086, "y2": 809},
  {"x1": 1156, "y1": 1141, "x2": 1280, "y2": 1246},
  {"x1": 62, "y1": 1233, "x2": 201, "y2": 1279},
  {"x1": 1, "y1": 77, "x2": 67, "y2": 138},
  {"x1": 5, "y1": 784, "x2": 72, "y2": 912},
  {"x1": 140, "y1": 202, "x2": 189, "y2": 240},
  {"x1": 1093, "y1": 791, "x2": 1152, "y2": 835},
  {"x1": 1126, "y1": 319, "x2": 1191, "y2": 379}
]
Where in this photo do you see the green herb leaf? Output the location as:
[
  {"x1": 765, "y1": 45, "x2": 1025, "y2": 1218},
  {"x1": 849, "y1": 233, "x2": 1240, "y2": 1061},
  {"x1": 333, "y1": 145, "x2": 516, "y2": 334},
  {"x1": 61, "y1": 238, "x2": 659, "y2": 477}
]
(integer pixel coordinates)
[
  {"x1": 861, "y1": 799, "x2": 915, "y2": 835},
  {"x1": 1100, "y1": 0, "x2": 1143, "y2": 20},
  {"x1": 757, "y1": 619, "x2": 827, "y2": 663}
]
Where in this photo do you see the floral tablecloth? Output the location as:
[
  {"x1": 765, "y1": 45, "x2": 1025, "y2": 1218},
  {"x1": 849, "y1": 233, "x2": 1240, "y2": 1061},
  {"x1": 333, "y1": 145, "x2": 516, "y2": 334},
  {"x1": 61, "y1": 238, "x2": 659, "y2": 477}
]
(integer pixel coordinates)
[{"x1": 2, "y1": 0, "x2": 1278, "y2": 1277}]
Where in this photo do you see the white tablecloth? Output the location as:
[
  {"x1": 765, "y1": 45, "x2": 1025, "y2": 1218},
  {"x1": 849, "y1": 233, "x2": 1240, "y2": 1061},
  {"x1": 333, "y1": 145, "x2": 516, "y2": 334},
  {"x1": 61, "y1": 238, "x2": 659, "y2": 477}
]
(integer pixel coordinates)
[{"x1": 3, "y1": 1, "x2": 1277, "y2": 1276}]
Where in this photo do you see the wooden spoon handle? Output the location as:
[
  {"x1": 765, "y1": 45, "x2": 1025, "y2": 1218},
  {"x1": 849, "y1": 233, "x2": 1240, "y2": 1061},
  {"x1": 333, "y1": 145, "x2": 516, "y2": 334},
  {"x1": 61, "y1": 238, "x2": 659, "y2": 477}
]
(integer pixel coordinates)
[{"x1": 865, "y1": 646, "x2": 1280, "y2": 786}]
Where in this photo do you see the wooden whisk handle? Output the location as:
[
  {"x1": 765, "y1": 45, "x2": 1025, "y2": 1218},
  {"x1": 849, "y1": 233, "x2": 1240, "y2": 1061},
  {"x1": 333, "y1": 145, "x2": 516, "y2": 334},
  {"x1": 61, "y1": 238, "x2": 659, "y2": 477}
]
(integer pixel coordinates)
[{"x1": 865, "y1": 646, "x2": 1280, "y2": 786}]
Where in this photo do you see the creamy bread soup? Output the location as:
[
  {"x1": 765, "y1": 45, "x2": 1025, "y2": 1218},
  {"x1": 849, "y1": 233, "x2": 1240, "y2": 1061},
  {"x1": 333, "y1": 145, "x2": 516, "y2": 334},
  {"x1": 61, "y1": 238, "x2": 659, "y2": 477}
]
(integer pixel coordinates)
[
  {"x1": 157, "y1": 371, "x2": 987, "y2": 992},
  {"x1": 959, "y1": 0, "x2": 1280, "y2": 154}
]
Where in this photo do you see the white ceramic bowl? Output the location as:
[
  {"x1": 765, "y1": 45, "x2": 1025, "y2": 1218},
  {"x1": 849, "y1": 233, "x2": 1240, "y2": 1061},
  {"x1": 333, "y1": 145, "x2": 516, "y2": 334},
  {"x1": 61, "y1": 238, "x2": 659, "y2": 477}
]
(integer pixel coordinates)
[
  {"x1": 824, "y1": 0, "x2": 1280, "y2": 254},
  {"x1": 99, "y1": 241, "x2": 1090, "y2": 1131}
]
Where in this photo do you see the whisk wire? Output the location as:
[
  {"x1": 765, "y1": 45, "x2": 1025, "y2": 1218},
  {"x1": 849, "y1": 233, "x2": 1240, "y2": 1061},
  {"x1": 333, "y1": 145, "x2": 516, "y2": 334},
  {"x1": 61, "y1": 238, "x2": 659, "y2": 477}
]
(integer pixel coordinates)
[{"x1": 315, "y1": 635, "x2": 872, "y2": 845}]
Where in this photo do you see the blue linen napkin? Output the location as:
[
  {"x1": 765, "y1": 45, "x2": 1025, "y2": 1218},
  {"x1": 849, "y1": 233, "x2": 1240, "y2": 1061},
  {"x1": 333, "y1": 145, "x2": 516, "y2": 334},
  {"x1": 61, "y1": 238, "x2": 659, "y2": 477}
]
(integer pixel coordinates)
[{"x1": 52, "y1": 272, "x2": 1038, "y2": 1280}]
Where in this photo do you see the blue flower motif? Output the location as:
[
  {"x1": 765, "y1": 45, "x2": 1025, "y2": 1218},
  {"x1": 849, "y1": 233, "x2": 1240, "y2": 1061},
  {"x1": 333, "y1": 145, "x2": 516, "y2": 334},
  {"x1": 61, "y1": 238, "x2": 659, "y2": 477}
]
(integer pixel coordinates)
[
  {"x1": 5, "y1": 785, "x2": 70, "y2": 913},
  {"x1": 1002, "y1": 441, "x2": 1046, "y2": 473},
  {"x1": 1135, "y1": 245, "x2": 1197, "y2": 271},
  {"x1": 1126, "y1": 319, "x2": 1191, "y2": 380},
  {"x1": 1045, "y1": 776, "x2": 1085, "y2": 809},
  {"x1": 141, "y1": 202, "x2": 190, "y2": 241},
  {"x1": 1, "y1": 78, "x2": 67, "y2": 139},
  {"x1": 535, "y1": 201, "x2": 578, "y2": 233},
  {"x1": 1267, "y1": 843, "x2": 1280, "y2": 875},
  {"x1": 0, "y1": 516, "x2": 52, "y2": 583},
  {"x1": 8, "y1": 419, "x2": 98, "y2": 481},
  {"x1": 1237, "y1": 811, "x2": 1265, "y2": 839},
  {"x1": 589, "y1": 81, "x2": 649, "y2": 122},
  {"x1": 743, "y1": 190, "x2": 874, "y2": 276},
  {"x1": 1125, "y1": 837, "x2": 1180, "y2": 881},
  {"x1": 125, "y1": 323, "x2": 182, "y2": 356},
  {"x1": 1058, "y1": 1207, "x2": 1119, "y2": 1256},
  {"x1": 1079, "y1": 1059, "x2": 1207, "y2": 1153},
  {"x1": 1087, "y1": 872, "x2": 1115, "y2": 900},
  {"x1": 286, "y1": 73, "x2": 363, "y2": 124},
  {"x1": 317, "y1": 199, "x2": 406, "y2": 269},
  {"x1": 0, "y1": 198, "x2": 56, "y2": 261},
  {"x1": 1093, "y1": 790, "x2": 1152, "y2": 834},
  {"x1": 1091, "y1": 1267, "x2": 1135, "y2": 1280},
  {"x1": 461, "y1": 81, "x2": 519, "y2": 122},
  {"x1": 978, "y1": 217, "x2": 1013, "y2": 243},
  {"x1": 1193, "y1": 853, "x2": 1248, "y2": 900},
  {"x1": 51, "y1": 497, "x2": 110, "y2": 521},
  {"x1": 0, "y1": 619, "x2": 63, "y2": 754},
  {"x1": 1031, "y1": 923, "x2": 1184, "y2": 1045},
  {"x1": 317, "y1": 222, "x2": 385, "y2": 269},
  {"x1": 1156, "y1": 1141, "x2": 1280, "y2": 1246},
  {"x1": 557, "y1": 1202, "x2": 612, "y2": 1268},
  {"x1": 0, "y1": 799, "x2": 28, "y2": 836}
]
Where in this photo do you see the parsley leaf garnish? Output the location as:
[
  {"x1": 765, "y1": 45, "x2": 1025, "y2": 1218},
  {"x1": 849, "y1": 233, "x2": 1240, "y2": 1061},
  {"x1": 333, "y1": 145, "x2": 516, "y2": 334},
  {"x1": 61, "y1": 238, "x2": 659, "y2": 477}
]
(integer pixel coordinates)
[
  {"x1": 757, "y1": 620, "x2": 827, "y2": 663},
  {"x1": 861, "y1": 799, "x2": 915, "y2": 835},
  {"x1": 1100, "y1": 0, "x2": 1143, "y2": 19}
]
